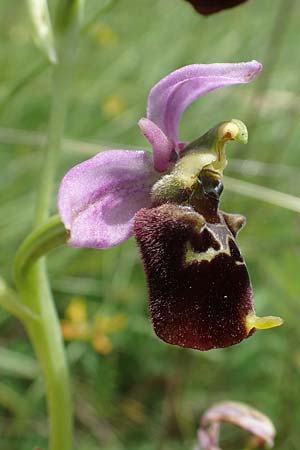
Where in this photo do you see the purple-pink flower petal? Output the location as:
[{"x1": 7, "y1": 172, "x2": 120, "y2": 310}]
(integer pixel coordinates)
[
  {"x1": 138, "y1": 118, "x2": 174, "y2": 172},
  {"x1": 147, "y1": 61, "x2": 262, "y2": 144},
  {"x1": 58, "y1": 150, "x2": 158, "y2": 249}
]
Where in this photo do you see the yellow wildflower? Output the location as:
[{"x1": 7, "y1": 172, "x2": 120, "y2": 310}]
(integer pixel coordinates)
[
  {"x1": 61, "y1": 297, "x2": 89, "y2": 341},
  {"x1": 60, "y1": 298, "x2": 127, "y2": 355},
  {"x1": 90, "y1": 23, "x2": 118, "y2": 47},
  {"x1": 92, "y1": 334, "x2": 113, "y2": 355},
  {"x1": 102, "y1": 95, "x2": 126, "y2": 119},
  {"x1": 66, "y1": 297, "x2": 87, "y2": 323}
]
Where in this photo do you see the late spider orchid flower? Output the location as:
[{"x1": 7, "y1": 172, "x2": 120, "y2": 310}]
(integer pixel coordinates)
[
  {"x1": 185, "y1": 0, "x2": 248, "y2": 15},
  {"x1": 58, "y1": 61, "x2": 283, "y2": 351},
  {"x1": 58, "y1": 61, "x2": 261, "y2": 249}
]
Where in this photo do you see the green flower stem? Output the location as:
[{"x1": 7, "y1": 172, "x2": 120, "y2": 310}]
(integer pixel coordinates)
[
  {"x1": 18, "y1": 263, "x2": 73, "y2": 450},
  {"x1": 15, "y1": 5, "x2": 79, "y2": 450}
]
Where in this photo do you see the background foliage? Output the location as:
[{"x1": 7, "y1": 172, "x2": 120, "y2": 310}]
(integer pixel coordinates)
[{"x1": 0, "y1": 0, "x2": 300, "y2": 449}]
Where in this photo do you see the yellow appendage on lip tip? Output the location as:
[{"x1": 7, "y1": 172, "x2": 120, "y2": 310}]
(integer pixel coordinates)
[{"x1": 245, "y1": 312, "x2": 283, "y2": 334}]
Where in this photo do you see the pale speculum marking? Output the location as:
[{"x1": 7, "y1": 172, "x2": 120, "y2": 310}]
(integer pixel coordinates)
[{"x1": 185, "y1": 222, "x2": 245, "y2": 266}]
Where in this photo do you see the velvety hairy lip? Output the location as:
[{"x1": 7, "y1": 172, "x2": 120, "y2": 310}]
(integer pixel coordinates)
[{"x1": 134, "y1": 203, "x2": 254, "y2": 351}]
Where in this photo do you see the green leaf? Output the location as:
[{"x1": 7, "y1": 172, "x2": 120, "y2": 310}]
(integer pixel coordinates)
[
  {"x1": 0, "y1": 277, "x2": 38, "y2": 322},
  {"x1": 0, "y1": 348, "x2": 39, "y2": 379},
  {"x1": 224, "y1": 176, "x2": 300, "y2": 213}
]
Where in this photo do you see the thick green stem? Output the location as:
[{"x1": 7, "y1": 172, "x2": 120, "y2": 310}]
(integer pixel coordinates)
[
  {"x1": 19, "y1": 263, "x2": 73, "y2": 450},
  {"x1": 15, "y1": 6, "x2": 79, "y2": 450},
  {"x1": 29, "y1": 76, "x2": 73, "y2": 448}
]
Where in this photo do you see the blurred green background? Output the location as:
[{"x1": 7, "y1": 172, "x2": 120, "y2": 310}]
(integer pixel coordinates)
[{"x1": 1, "y1": 0, "x2": 300, "y2": 449}]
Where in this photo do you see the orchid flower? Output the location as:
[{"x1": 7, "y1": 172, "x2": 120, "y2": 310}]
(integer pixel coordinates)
[
  {"x1": 185, "y1": 0, "x2": 248, "y2": 15},
  {"x1": 58, "y1": 61, "x2": 283, "y2": 351},
  {"x1": 58, "y1": 61, "x2": 261, "y2": 249}
]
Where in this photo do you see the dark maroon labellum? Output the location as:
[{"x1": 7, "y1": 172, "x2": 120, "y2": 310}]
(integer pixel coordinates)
[
  {"x1": 185, "y1": 0, "x2": 248, "y2": 15},
  {"x1": 133, "y1": 119, "x2": 282, "y2": 350},
  {"x1": 134, "y1": 201, "x2": 255, "y2": 351}
]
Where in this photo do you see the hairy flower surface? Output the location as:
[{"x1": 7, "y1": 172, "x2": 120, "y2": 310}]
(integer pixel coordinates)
[
  {"x1": 58, "y1": 61, "x2": 282, "y2": 351},
  {"x1": 185, "y1": 0, "x2": 248, "y2": 15}
]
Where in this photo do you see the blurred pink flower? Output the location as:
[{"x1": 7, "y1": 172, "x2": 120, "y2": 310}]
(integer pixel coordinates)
[{"x1": 198, "y1": 401, "x2": 275, "y2": 449}]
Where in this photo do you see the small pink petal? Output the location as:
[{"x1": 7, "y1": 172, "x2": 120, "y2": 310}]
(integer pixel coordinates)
[
  {"x1": 58, "y1": 150, "x2": 158, "y2": 249},
  {"x1": 138, "y1": 118, "x2": 174, "y2": 172},
  {"x1": 147, "y1": 61, "x2": 262, "y2": 144}
]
